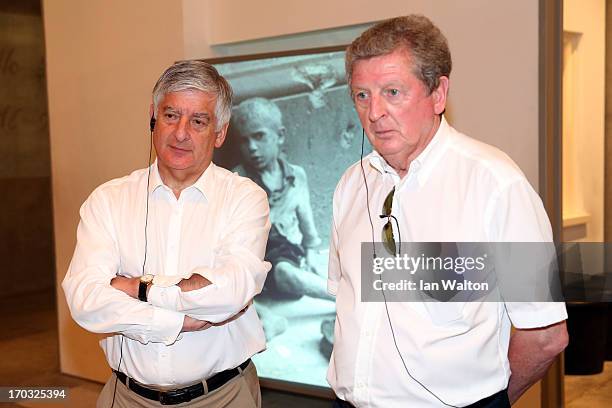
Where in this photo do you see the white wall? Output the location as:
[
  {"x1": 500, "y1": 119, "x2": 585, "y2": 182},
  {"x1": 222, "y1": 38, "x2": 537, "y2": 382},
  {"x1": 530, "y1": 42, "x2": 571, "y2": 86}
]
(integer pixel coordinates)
[{"x1": 44, "y1": 0, "x2": 543, "y2": 405}]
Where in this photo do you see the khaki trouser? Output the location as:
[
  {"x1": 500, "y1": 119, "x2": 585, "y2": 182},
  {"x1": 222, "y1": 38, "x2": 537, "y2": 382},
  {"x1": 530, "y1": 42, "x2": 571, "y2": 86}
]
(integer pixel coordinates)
[{"x1": 97, "y1": 362, "x2": 261, "y2": 408}]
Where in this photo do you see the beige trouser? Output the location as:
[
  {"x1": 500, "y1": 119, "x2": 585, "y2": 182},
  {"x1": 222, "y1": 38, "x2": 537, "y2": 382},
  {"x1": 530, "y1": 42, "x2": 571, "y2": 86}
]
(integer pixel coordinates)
[{"x1": 97, "y1": 361, "x2": 261, "y2": 408}]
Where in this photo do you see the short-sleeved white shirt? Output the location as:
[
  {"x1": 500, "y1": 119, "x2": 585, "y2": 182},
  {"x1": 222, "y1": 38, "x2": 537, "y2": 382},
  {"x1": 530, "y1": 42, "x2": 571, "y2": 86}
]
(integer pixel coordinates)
[{"x1": 327, "y1": 117, "x2": 567, "y2": 407}]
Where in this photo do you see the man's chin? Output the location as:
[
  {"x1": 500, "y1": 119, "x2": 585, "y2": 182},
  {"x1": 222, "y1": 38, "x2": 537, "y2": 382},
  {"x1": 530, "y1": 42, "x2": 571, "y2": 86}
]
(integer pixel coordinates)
[
  {"x1": 373, "y1": 145, "x2": 401, "y2": 158},
  {"x1": 158, "y1": 160, "x2": 195, "y2": 172}
]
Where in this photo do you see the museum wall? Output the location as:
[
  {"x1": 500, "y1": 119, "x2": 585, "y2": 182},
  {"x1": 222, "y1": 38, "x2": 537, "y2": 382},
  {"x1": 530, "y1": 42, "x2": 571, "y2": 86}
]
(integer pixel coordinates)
[
  {"x1": 194, "y1": 0, "x2": 542, "y2": 190},
  {"x1": 43, "y1": 0, "x2": 187, "y2": 381},
  {"x1": 562, "y1": 0, "x2": 605, "y2": 243},
  {"x1": 44, "y1": 0, "x2": 542, "y2": 404},
  {"x1": 0, "y1": 0, "x2": 54, "y2": 297}
]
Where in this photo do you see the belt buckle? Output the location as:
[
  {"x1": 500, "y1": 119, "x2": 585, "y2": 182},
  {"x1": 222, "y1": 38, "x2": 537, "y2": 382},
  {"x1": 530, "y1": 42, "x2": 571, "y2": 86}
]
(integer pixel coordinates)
[{"x1": 159, "y1": 389, "x2": 189, "y2": 406}]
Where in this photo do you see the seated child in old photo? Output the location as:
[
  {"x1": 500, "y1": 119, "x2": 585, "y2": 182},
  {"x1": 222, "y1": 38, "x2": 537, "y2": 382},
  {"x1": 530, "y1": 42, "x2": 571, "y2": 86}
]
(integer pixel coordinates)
[{"x1": 231, "y1": 97, "x2": 334, "y2": 339}]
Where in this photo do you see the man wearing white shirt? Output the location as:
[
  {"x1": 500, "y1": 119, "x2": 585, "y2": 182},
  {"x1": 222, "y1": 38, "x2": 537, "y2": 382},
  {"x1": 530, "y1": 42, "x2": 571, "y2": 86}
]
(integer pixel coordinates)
[
  {"x1": 328, "y1": 15, "x2": 568, "y2": 407},
  {"x1": 63, "y1": 61, "x2": 271, "y2": 407}
]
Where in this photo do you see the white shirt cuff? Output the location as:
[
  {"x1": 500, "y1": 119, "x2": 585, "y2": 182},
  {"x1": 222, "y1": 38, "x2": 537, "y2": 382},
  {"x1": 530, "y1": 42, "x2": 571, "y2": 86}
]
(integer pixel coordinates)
[
  {"x1": 151, "y1": 306, "x2": 184, "y2": 345},
  {"x1": 148, "y1": 285, "x2": 182, "y2": 311},
  {"x1": 152, "y1": 275, "x2": 184, "y2": 287},
  {"x1": 508, "y1": 302, "x2": 568, "y2": 329}
]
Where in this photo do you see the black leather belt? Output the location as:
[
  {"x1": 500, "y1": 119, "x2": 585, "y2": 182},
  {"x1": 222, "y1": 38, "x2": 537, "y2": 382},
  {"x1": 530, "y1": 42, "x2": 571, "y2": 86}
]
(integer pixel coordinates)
[
  {"x1": 465, "y1": 389, "x2": 510, "y2": 408},
  {"x1": 334, "y1": 389, "x2": 509, "y2": 408},
  {"x1": 113, "y1": 359, "x2": 251, "y2": 405}
]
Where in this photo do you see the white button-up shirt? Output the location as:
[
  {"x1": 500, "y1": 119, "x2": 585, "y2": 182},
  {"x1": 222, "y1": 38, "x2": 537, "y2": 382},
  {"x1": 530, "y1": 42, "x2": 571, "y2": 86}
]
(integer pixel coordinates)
[
  {"x1": 327, "y1": 118, "x2": 567, "y2": 407},
  {"x1": 63, "y1": 161, "x2": 271, "y2": 386}
]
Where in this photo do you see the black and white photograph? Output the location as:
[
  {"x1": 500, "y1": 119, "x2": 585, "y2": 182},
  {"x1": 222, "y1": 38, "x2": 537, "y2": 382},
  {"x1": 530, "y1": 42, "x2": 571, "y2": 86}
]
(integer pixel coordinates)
[{"x1": 214, "y1": 49, "x2": 368, "y2": 389}]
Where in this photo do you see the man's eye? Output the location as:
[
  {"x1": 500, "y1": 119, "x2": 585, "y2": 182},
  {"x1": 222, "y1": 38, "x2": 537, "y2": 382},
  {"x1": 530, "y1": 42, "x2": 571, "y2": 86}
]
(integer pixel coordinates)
[
  {"x1": 354, "y1": 91, "x2": 368, "y2": 101},
  {"x1": 165, "y1": 113, "x2": 177, "y2": 120},
  {"x1": 192, "y1": 118, "x2": 209, "y2": 128},
  {"x1": 387, "y1": 88, "x2": 400, "y2": 97}
]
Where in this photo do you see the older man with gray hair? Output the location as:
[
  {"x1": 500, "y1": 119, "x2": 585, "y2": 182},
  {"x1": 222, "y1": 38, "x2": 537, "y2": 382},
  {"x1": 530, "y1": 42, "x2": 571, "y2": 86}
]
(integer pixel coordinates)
[
  {"x1": 63, "y1": 60, "x2": 270, "y2": 407},
  {"x1": 328, "y1": 15, "x2": 568, "y2": 408}
]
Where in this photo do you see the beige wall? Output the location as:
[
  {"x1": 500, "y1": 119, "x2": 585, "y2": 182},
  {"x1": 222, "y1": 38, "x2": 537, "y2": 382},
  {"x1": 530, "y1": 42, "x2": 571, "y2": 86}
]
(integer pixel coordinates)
[
  {"x1": 183, "y1": 0, "x2": 543, "y2": 189},
  {"x1": 562, "y1": 0, "x2": 606, "y2": 243},
  {"x1": 45, "y1": 0, "x2": 542, "y2": 405},
  {"x1": 607, "y1": 0, "x2": 612, "y2": 246},
  {"x1": 43, "y1": 0, "x2": 187, "y2": 381}
]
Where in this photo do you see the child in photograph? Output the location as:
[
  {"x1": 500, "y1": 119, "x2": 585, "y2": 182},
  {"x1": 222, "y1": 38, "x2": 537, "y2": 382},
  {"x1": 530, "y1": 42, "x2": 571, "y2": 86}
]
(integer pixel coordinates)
[{"x1": 231, "y1": 97, "x2": 333, "y2": 339}]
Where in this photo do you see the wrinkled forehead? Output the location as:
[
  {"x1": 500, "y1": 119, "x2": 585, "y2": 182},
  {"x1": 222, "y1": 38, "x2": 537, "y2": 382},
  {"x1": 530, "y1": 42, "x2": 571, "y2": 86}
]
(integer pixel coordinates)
[
  {"x1": 155, "y1": 88, "x2": 217, "y2": 110},
  {"x1": 349, "y1": 46, "x2": 416, "y2": 79}
]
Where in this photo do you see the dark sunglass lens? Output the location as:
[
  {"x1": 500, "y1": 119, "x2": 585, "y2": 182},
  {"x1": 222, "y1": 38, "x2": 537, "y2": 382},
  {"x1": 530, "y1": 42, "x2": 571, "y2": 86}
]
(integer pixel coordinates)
[
  {"x1": 382, "y1": 188, "x2": 395, "y2": 216},
  {"x1": 382, "y1": 221, "x2": 396, "y2": 255}
]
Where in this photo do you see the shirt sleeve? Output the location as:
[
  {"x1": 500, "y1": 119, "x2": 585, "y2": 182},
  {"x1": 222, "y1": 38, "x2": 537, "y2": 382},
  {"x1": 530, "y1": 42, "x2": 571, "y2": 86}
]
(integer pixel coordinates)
[
  {"x1": 148, "y1": 182, "x2": 271, "y2": 323},
  {"x1": 327, "y1": 178, "x2": 344, "y2": 296},
  {"x1": 486, "y1": 178, "x2": 568, "y2": 328},
  {"x1": 62, "y1": 188, "x2": 184, "y2": 345}
]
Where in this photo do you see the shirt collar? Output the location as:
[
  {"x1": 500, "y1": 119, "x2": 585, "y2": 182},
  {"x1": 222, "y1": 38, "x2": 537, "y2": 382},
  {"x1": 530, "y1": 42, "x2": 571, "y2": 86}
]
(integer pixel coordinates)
[
  {"x1": 239, "y1": 158, "x2": 295, "y2": 196},
  {"x1": 149, "y1": 160, "x2": 213, "y2": 200},
  {"x1": 368, "y1": 116, "x2": 451, "y2": 186}
]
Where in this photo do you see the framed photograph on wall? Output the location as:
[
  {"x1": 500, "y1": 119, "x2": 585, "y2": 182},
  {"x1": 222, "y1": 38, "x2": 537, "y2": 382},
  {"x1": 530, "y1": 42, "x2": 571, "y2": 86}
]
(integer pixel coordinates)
[{"x1": 207, "y1": 46, "x2": 370, "y2": 396}]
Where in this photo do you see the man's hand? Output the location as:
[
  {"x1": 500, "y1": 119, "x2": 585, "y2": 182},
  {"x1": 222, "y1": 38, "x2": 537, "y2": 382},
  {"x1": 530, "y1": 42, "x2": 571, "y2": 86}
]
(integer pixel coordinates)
[
  {"x1": 182, "y1": 315, "x2": 212, "y2": 332},
  {"x1": 181, "y1": 303, "x2": 251, "y2": 332},
  {"x1": 211, "y1": 302, "x2": 250, "y2": 325},
  {"x1": 507, "y1": 320, "x2": 568, "y2": 403},
  {"x1": 110, "y1": 275, "x2": 139, "y2": 299},
  {"x1": 178, "y1": 273, "x2": 212, "y2": 292}
]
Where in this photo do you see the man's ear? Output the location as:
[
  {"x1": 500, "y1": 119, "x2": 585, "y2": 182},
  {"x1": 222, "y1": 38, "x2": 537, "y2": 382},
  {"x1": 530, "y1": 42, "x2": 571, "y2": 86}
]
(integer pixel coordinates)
[
  {"x1": 432, "y1": 76, "x2": 449, "y2": 115},
  {"x1": 214, "y1": 122, "x2": 230, "y2": 148}
]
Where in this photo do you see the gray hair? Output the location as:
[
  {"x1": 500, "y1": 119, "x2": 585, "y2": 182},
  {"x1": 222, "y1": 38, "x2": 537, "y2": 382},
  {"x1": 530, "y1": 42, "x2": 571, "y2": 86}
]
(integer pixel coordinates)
[
  {"x1": 231, "y1": 97, "x2": 283, "y2": 131},
  {"x1": 152, "y1": 60, "x2": 233, "y2": 131},
  {"x1": 346, "y1": 15, "x2": 451, "y2": 95}
]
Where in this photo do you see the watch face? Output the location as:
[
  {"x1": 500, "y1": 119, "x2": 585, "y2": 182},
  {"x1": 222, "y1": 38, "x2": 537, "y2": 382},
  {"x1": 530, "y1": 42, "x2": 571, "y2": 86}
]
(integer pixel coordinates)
[{"x1": 141, "y1": 274, "x2": 154, "y2": 284}]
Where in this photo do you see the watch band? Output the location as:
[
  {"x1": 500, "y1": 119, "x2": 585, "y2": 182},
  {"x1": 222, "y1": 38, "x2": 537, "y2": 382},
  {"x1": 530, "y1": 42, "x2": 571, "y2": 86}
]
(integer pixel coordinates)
[
  {"x1": 138, "y1": 274, "x2": 154, "y2": 302},
  {"x1": 138, "y1": 280, "x2": 150, "y2": 302}
]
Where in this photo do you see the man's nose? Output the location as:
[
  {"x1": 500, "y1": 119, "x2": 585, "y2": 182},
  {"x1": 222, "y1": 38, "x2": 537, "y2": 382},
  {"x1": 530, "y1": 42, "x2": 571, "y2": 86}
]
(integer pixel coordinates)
[
  {"x1": 174, "y1": 117, "x2": 190, "y2": 142},
  {"x1": 368, "y1": 94, "x2": 386, "y2": 122}
]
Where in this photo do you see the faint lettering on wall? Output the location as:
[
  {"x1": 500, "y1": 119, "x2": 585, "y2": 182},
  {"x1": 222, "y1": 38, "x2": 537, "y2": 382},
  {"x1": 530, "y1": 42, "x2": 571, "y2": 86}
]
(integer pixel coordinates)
[
  {"x1": 0, "y1": 12, "x2": 49, "y2": 178},
  {"x1": 0, "y1": 47, "x2": 19, "y2": 75}
]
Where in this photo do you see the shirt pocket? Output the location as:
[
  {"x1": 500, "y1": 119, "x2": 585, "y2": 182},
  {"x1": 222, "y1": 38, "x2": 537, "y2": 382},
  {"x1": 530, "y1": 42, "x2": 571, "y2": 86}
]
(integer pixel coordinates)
[{"x1": 422, "y1": 301, "x2": 467, "y2": 327}]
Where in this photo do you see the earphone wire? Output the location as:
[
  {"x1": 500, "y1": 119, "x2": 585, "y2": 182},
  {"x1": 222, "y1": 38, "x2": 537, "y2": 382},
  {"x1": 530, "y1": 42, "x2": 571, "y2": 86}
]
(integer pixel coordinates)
[
  {"x1": 360, "y1": 128, "x2": 458, "y2": 408},
  {"x1": 110, "y1": 124, "x2": 154, "y2": 408},
  {"x1": 360, "y1": 129, "x2": 377, "y2": 259},
  {"x1": 142, "y1": 133, "x2": 153, "y2": 275},
  {"x1": 379, "y1": 231, "x2": 459, "y2": 407}
]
